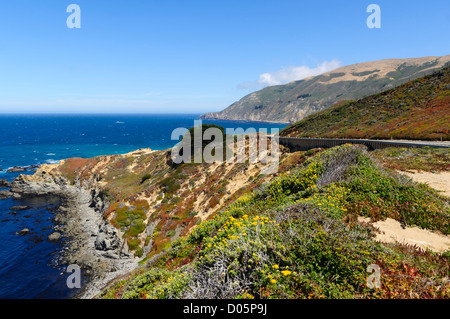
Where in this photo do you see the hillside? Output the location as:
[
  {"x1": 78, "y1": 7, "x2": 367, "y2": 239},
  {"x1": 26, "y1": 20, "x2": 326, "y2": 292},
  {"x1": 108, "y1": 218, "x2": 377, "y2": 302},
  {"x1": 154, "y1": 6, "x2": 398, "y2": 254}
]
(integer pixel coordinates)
[
  {"x1": 98, "y1": 144, "x2": 450, "y2": 299},
  {"x1": 201, "y1": 55, "x2": 450, "y2": 123},
  {"x1": 10, "y1": 140, "x2": 307, "y2": 280},
  {"x1": 281, "y1": 65, "x2": 450, "y2": 140},
  {"x1": 10, "y1": 138, "x2": 450, "y2": 298}
]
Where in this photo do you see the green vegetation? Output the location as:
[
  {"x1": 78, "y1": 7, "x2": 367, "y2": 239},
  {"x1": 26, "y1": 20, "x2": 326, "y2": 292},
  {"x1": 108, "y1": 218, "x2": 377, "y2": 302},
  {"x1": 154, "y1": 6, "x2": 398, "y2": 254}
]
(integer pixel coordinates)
[
  {"x1": 281, "y1": 65, "x2": 450, "y2": 140},
  {"x1": 343, "y1": 151, "x2": 449, "y2": 234},
  {"x1": 352, "y1": 69, "x2": 380, "y2": 77},
  {"x1": 99, "y1": 145, "x2": 450, "y2": 299},
  {"x1": 109, "y1": 200, "x2": 149, "y2": 247},
  {"x1": 373, "y1": 147, "x2": 450, "y2": 172},
  {"x1": 166, "y1": 229, "x2": 176, "y2": 238}
]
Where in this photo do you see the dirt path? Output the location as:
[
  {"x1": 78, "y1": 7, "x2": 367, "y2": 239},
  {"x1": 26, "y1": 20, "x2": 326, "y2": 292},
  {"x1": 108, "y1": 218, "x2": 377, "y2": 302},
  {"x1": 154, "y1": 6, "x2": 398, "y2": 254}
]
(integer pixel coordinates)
[
  {"x1": 399, "y1": 170, "x2": 450, "y2": 197},
  {"x1": 358, "y1": 170, "x2": 450, "y2": 253},
  {"x1": 359, "y1": 217, "x2": 450, "y2": 253}
]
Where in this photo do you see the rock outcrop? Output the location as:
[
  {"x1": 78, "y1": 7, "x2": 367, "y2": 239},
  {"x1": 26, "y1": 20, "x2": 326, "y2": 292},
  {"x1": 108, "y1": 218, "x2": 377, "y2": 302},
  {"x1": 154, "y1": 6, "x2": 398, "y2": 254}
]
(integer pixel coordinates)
[
  {"x1": 17, "y1": 228, "x2": 30, "y2": 236},
  {"x1": 8, "y1": 162, "x2": 138, "y2": 298},
  {"x1": 0, "y1": 190, "x2": 12, "y2": 199},
  {"x1": 48, "y1": 232, "x2": 62, "y2": 242},
  {"x1": 94, "y1": 222, "x2": 121, "y2": 253},
  {"x1": 9, "y1": 206, "x2": 31, "y2": 211},
  {"x1": 0, "y1": 179, "x2": 11, "y2": 188}
]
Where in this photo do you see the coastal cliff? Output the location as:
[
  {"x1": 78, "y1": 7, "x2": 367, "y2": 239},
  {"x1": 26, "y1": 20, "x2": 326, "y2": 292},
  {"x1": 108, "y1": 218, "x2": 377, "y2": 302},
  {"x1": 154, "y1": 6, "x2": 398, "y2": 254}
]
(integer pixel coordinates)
[{"x1": 9, "y1": 142, "x2": 303, "y2": 297}]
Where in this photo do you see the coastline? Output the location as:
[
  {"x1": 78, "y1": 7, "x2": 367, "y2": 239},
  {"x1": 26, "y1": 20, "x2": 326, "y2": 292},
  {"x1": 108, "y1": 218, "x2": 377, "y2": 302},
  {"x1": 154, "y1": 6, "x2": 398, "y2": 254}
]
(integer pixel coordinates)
[
  {"x1": 58, "y1": 188, "x2": 139, "y2": 299},
  {"x1": 9, "y1": 170, "x2": 140, "y2": 299}
]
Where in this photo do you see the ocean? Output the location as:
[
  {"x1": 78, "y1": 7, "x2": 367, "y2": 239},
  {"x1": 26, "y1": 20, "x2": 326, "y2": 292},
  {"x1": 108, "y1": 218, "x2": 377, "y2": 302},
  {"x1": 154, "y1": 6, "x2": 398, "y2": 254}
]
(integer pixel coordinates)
[{"x1": 0, "y1": 114, "x2": 287, "y2": 299}]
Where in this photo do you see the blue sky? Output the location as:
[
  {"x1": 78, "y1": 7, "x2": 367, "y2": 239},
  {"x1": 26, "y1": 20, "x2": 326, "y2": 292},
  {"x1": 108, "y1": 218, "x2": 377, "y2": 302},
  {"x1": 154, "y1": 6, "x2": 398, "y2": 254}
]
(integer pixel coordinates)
[{"x1": 0, "y1": 0, "x2": 449, "y2": 113}]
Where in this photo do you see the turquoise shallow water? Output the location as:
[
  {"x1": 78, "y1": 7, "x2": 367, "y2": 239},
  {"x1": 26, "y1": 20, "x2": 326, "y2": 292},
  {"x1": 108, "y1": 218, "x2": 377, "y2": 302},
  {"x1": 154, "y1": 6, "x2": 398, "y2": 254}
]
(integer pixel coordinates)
[{"x1": 0, "y1": 113, "x2": 287, "y2": 298}]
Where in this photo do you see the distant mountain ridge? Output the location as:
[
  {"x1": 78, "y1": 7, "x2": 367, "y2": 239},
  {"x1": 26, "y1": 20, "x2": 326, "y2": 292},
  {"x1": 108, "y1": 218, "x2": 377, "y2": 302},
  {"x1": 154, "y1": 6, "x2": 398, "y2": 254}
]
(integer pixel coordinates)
[
  {"x1": 280, "y1": 64, "x2": 450, "y2": 141},
  {"x1": 201, "y1": 55, "x2": 450, "y2": 123}
]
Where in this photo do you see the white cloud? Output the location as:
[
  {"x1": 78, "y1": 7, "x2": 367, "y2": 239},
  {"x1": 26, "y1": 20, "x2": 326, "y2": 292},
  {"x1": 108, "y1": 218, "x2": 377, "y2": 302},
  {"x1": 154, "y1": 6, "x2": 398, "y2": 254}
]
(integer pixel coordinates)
[{"x1": 238, "y1": 60, "x2": 342, "y2": 90}]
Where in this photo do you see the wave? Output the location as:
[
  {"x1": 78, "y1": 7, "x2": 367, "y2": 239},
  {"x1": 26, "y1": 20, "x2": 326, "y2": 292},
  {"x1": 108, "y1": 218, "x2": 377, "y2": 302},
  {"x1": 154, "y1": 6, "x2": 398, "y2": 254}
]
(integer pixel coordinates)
[{"x1": 45, "y1": 159, "x2": 60, "y2": 164}]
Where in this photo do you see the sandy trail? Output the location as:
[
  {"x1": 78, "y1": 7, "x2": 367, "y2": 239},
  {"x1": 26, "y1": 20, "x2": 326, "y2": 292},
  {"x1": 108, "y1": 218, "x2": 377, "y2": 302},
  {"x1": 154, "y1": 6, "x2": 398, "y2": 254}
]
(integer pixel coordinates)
[
  {"x1": 359, "y1": 217, "x2": 450, "y2": 253},
  {"x1": 399, "y1": 170, "x2": 450, "y2": 197},
  {"x1": 357, "y1": 170, "x2": 450, "y2": 253}
]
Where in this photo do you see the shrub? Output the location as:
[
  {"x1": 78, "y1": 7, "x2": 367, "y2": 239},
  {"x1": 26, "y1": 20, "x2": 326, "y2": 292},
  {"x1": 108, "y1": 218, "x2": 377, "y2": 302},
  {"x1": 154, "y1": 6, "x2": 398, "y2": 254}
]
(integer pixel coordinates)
[
  {"x1": 182, "y1": 204, "x2": 381, "y2": 299},
  {"x1": 135, "y1": 248, "x2": 144, "y2": 258},
  {"x1": 166, "y1": 229, "x2": 176, "y2": 238},
  {"x1": 140, "y1": 174, "x2": 151, "y2": 184}
]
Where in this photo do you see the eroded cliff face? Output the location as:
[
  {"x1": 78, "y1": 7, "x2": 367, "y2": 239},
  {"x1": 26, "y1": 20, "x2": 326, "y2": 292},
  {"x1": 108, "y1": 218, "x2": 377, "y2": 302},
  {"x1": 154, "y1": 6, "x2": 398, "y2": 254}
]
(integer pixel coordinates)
[
  {"x1": 11, "y1": 163, "x2": 74, "y2": 196},
  {"x1": 9, "y1": 158, "x2": 138, "y2": 293},
  {"x1": 10, "y1": 144, "x2": 307, "y2": 269}
]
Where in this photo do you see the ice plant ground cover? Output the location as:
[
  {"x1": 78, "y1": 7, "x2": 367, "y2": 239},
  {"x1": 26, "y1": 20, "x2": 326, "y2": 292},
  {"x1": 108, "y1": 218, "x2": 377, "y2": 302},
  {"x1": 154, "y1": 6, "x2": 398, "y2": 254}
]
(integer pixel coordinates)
[{"x1": 99, "y1": 144, "x2": 449, "y2": 299}]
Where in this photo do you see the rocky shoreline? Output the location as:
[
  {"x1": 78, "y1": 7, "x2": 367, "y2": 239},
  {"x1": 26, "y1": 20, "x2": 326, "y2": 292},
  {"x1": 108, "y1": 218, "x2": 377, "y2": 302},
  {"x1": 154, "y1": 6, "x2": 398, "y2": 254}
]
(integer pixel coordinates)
[{"x1": 8, "y1": 171, "x2": 140, "y2": 299}]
